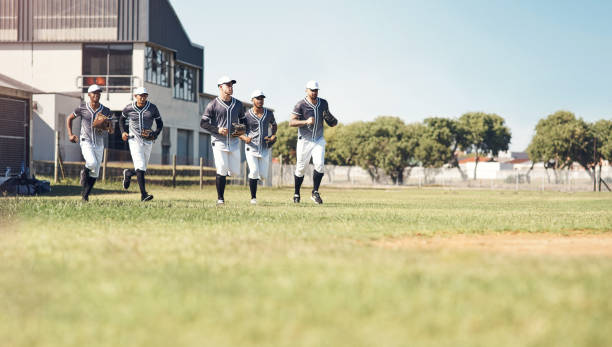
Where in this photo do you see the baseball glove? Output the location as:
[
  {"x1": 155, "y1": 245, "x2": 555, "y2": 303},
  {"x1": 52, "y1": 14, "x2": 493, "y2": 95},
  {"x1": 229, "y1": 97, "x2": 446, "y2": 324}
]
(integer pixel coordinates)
[
  {"x1": 92, "y1": 114, "x2": 114, "y2": 133},
  {"x1": 141, "y1": 129, "x2": 157, "y2": 140},
  {"x1": 230, "y1": 123, "x2": 246, "y2": 137},
  {"x1": 264, "y1": 135, "x2": 277, "y2": 146},
  {"x1": 323, "y1": 110, "x2": 338, "y2": 127}
]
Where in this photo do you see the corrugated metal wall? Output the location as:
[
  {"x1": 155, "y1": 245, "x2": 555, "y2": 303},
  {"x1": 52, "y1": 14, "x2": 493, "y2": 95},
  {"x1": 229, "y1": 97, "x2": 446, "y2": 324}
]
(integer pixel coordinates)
[
  {"x1": 117, "y1": 0, "x2": 148, "y2": 41},
  {"x1": 0, "y1": 0, "x2": 18, "y2": 41},
  {"x1": 0, "y1": 96, "x2": 29, "y2": 174},
  {"x1": 1, "y1": 0, "x2": 122, "y2": 42}
]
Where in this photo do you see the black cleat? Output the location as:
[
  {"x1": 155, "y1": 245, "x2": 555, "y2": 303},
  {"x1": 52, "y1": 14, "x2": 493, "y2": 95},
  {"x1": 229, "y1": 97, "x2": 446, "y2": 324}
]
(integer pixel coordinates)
[
  {"x1": 141, "y1": 194, "x2": 154, "y2": 202},
  {"x1": 293, "y1": 194, "x2": 300, "y2": 203},
  {"x1": 311, "y1": 191, "x2": 323, "y2": 204},
  {"x1": 81, "y1": 195, "x2": 89, "y2": 202},
  {"x1": 122, "y1": 169, "x2": 131, "y2": 189}
]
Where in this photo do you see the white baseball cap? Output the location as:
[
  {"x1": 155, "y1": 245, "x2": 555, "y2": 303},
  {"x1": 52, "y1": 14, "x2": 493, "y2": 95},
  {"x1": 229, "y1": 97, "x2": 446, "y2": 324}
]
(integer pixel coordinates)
[
  {"x1": 251, "y1": 90, "x2": 265, "y2": 99},
  {"x1": 217, "y1": 76, "x2": 236, "y2": 86},
  {"x1": 306, "y1": 80, "x2": 320, "y2": 90},
  {"x1": 133, "y1": 87, "x2": 148, "y2": 95},
  {"x1": 87, "y1": 84, "x2": 102, "y2": 93}
]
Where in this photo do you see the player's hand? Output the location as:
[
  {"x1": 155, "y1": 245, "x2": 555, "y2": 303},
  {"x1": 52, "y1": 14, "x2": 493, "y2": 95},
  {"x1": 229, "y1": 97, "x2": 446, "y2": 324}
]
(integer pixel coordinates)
[
  {"x1": 218, "y1": 127, "x2": 228, "y2": 136},
  {"x1": 241, "y1": 136, "x2": 252, "y2": 144},
  {"x1": 306, "y1": 117, "x2": 315, "y2": 125},
  {"x1": 122, "y1": 132, "x2": 129, "y2": 141},
  {"x1": 69, "y1": 134, "x2": 78, "y2": 143},
  {"x1": 265, "y1": 135, "x2": 276, "y2": 143}
]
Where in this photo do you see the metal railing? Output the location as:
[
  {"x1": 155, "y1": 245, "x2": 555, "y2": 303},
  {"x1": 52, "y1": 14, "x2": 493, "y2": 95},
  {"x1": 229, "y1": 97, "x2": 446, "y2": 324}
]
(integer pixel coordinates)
[{"x1": 76, "y1": 75, "x2": 142, "y2": 100}]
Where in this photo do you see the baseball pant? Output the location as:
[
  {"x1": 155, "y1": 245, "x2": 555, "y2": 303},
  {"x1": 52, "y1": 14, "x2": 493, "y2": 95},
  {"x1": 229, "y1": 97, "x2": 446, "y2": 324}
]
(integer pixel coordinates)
[
  {"x1": 80, "y1": 140, "x2": 104, "y2": 178},
  {"x1": 295, "y1": 137, "x2": 326, "y2": 177},
  {"x1": 246, "y1": 148, "x2": 271, "y2": 181},
  {"x1": 128, "y1": 138, "x2": 153, "y2": 171},
  {"x1": 213, "y1": 144, "x2": 241, "y2": 176}
]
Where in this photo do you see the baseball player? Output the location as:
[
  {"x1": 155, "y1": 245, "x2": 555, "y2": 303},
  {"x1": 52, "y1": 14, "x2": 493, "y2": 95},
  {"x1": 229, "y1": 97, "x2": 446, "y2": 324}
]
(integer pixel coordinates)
[
  {"x1": 200, "y1": 76, "x2": 246, "y2": 205},
  {"x1": 239, "y1": 90, "x2": 277, "y2": 204},
  {"x1": 119, "y1": 87, "x2": 164, "y2": 202},
  {"x1": 289, "y1": 80, "x2": 338, "y2": 204},
  {"x1": 65, "y1": 84, "x2": 112, "y2": 201}
]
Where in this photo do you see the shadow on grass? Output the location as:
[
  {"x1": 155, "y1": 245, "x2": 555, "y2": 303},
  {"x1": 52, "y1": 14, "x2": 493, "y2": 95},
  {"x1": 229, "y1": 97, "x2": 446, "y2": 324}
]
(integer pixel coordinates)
[{"x1": 44, "y1": 184, "x2": 129, "y2": 197}]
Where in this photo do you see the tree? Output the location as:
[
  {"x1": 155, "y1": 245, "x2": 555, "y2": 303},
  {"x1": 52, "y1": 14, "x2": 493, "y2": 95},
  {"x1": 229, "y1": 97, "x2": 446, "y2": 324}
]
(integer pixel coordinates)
[
  {"x1": 272, "y1": 121, "x2": 297, "y2": 164},
  {"x1": 415, "y1": 117, "x2": 468, "y2": 181},
  {"x1": 526, "y1": 111, "x2": 593, "y2": 182},
  {"x1": 353, "y1": 117, "x2": 420, "y2": 185},
  {"x1": 590, "y1": 119, "x2": 612, "y2": 186},
  {"x1": 458, "y1": 112, "x2": 511, "y2": 180}
]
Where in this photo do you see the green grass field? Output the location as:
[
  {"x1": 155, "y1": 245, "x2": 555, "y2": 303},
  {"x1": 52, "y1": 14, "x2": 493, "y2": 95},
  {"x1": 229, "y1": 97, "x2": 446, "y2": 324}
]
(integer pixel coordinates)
[{"x1": 1, "y1": 183, "x2": 612, "y2": 347}]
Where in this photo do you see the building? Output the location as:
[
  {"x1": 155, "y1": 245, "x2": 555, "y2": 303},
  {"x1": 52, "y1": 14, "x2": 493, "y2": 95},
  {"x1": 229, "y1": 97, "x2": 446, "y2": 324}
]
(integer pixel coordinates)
[
  {"x1": 0, "y1": 85, "x2": 32, "y2": 175},
  {"x1": 0, "y1": 0, "x2": 247, "y2": 170}
]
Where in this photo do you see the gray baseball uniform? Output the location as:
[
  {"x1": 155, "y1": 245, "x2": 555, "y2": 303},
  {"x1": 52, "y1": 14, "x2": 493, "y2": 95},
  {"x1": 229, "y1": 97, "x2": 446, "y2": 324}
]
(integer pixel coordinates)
[
  {"x1": 200, "y1": 97, "x2": 246, "y2": 148},
  {"x1": 244, "y1": 108, "x2": 277, "y2": 155},
  {"x1": 72, "y1": 103, "x2": 112, "y2": 147},
  {"x1": 121, "y1": 101, "x2": 162, "y2": 141},
  {"x1": 291, "y1": 98, "x2": 330, "y2": 141}
]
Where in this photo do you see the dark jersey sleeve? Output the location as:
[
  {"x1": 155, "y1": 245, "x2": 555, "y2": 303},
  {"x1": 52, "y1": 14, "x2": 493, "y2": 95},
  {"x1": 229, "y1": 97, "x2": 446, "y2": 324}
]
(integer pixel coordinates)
[
  {"x1": 200, "y1": 102, "x2": 219, "y2": 134},
  {"x1": 152, "y1": 105, "x2": 161, "y2": 119},
  {"x1": 238, "y1": 104, "x2": 246, "y2": 124},
  {"x1": 269, "y1": 111, "x2": 277, "y2": 135},
  {"x1": 73, "y1": 106, "x2": 82, "y2": 118},
  {"x1": 292, "y1": 102, "x2": 303, "y2": 118}
]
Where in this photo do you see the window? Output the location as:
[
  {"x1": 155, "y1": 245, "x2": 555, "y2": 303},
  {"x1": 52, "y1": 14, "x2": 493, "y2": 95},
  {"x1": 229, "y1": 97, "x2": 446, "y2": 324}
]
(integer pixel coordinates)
[
  {"x1": 82, "y1": 44, "x2": 133, "y2": 92},
  {"x1": 145, "y1": 46, "x2": 170, "y2": 87},
  {"x1": 173, "y1": 64, "x2": 197, "y2": 102}
]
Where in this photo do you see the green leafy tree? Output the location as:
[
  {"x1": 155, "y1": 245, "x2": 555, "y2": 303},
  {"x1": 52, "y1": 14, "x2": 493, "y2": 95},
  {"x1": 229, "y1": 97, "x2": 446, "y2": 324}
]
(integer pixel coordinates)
[
  {"x1": 415, "y1": 117, "x2": 468, "y2": 180},
  {"x1": 458, "y1": 112, "x2": 511, "y2": 180},
  {"x1": 526, "y1": 111, "x2": 593, "y2": 182},
  {"x1": 272, "y1": 121, "x2": 297, "y2": 164}
]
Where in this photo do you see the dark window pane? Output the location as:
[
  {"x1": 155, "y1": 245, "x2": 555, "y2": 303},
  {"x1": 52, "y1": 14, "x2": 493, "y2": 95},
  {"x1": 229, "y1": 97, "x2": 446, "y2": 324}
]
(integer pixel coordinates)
[
  {"x1": 109, "y1": 44, "x2": 133, "y2": 75},
  {"x1": 83, "y1": 44, "x2": 108, "y2": 75}
]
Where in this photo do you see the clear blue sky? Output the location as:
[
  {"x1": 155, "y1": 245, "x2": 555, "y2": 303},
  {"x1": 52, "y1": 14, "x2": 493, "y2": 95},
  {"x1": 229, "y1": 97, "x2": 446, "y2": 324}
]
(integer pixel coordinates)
[{"x1": 170, "y1": 0, "x2": 612, "y2": 151}]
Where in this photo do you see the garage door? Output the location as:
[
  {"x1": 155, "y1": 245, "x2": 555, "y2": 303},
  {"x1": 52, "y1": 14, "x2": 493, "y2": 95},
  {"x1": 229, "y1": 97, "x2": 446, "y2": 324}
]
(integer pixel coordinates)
[{"x1": 0, "y1": 97, "x2": 28, "y2": 175}]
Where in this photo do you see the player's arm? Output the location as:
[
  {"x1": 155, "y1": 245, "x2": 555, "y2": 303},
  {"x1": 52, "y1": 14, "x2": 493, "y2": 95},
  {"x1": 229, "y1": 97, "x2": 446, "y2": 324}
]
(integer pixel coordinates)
[
  {"x1": 266, "y1": 113, "x2": 277, "y2": 143},
  {"x1": 119, "y1": 112, "x2": 129, "y2": 141},
  {"x1": 153, "y1": 108, "x2": 164, "y2": 137},
  {"x1": 200, "y1": 104, "x2": 223, "y2": 135},
  {"x1": 66, "y1": 113, "x2": 78, "y2": 143},
  {"x1": 289, "y1": 114, "x2": 314, "y2": 127}
]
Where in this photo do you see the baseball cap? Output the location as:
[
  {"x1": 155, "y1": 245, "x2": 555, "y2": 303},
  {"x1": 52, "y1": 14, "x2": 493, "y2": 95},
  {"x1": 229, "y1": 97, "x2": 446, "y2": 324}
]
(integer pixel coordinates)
[
  {"x1": 305, "y1": 80, "x2": 320, "y2": 90},
  {"x1": 133, "y1": 87, "x2": 149, "y2": 95},
  {"x1": 251, "y1": 90, "x2": 265, "y2": 99},
  {"x1": 217, "y1": 76, "x2": 237, "y2": 86},
  {"x1": 87, "y1": 84, "x2": 102, "y2": 93}
]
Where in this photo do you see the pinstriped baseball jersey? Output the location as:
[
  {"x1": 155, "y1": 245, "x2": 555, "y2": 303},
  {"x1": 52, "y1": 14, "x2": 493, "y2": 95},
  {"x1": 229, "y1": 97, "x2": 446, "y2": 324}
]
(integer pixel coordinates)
[
  {"x1": 201, "y1": 97, "x2": 246, "y2": 145},
  {"x1": 121, "y1": 101, "x2": 161, "y2": 140},
  {"x1": 244, "y1": 108, "x2": 277, "y2": 154},
  {"x1": 72, "y1": 103, "x2": 112, "y2": 147},
  {"x1": 292, "y1": 97, "x2": 330, "y2": 141}
]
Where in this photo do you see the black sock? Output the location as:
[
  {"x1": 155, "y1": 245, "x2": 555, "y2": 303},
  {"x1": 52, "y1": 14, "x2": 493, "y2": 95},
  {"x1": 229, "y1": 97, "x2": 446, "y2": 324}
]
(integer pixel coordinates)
[
  {"x1": 294, "y1": 175, "x2": 304, "y2": 196},
  {"x1": 313, "y1": 170, "x2": 324, "y2": 193},
  {"x1": 83, "y1": 177, "x2": 96, "y2": 199},
  {"x1": 216, "y1": 174, "x2": 227, "y2": 200},
  {"x1": 136, "y1": 169, "x2": 147, "y2": 197},
  {"x1": 249, "y1": 178, "x2": 258, "y2": 199},
  {"x1": 127, "y1": 169, "x2": 136, "y2": 177}
]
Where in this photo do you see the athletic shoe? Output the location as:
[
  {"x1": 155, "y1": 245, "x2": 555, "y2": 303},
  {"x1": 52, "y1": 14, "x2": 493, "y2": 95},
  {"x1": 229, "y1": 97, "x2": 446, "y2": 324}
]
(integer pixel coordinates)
[
  {"x1": 79, "y1": 169, "x2": 86, "y2": 187},
  {"x1": 293, "y1": 194, "x2": 300, "y2": 203},
  {"x1": 81, "y1": 195, "x2": 89, "y2": 202},
  {"x1": 217, "y1": 199, "x2": 225, "y2": 205},
  {"x1": 141, "y1": 194, "x2": 154, "y2": 202},
  {"x1": 122, "y1": 169, "x2": 131, "y2": 189},
  {"x1": 311, "y1": 191, "x2": 323, "y2": 204},
  {"x1": 250, "y1": 198, "x2": 257, "y2": 205}
]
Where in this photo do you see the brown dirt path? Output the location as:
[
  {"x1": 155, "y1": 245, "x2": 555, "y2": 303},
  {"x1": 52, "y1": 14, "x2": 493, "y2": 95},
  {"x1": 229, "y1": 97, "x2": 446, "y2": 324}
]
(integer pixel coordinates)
[{"x1": 375, "y1": 232, "x2": 612, "y2": 257}]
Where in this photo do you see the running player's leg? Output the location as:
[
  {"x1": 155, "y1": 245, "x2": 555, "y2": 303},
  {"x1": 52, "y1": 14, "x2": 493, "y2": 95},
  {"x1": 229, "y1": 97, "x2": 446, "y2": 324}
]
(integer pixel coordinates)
[
  {"x1": 294, "y1": 138, "x2": 314, "y2": 201},
  {"x1": 311, "y1": 140, "x2": 326, "y2": 204},
  {"x1": 213, "y1": 146, "x2": 230, "y2": 203},
  {"x1": 246, "y1": 153, "x2": 260, "y2": 200}
]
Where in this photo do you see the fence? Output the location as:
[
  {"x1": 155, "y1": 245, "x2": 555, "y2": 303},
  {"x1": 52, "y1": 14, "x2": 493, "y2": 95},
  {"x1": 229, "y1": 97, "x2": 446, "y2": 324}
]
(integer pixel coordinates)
[{"x1": 268, "y1": 162, "x2": 612, "y2": 192}]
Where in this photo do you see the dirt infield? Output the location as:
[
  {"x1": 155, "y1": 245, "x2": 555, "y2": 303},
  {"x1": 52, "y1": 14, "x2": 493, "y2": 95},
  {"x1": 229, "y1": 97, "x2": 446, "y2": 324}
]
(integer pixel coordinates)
[{"x1": 375, "y1": 232, "x2": 612, "y2": 257}]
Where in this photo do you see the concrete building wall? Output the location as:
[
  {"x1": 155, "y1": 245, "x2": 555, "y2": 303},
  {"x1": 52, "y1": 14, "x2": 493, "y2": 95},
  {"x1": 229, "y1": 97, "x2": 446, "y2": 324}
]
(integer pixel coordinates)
[{"x1": 1, "y1": 43, "x2": 82, "y2": 93}]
